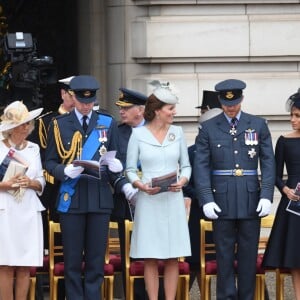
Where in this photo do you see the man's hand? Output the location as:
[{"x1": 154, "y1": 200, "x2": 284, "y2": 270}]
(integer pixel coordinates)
[
  {"x1": 256, "y1": 198, "x2": 271, "y2": 217},
  {"x1": 64, "y1": 164, "x2": 84, "y2": 179},
  {"x1": 106, "y1": 158, "x2": 123, "y2": 173},
  {"x1": 203, "y1": 202, "x2": 221, "y2": 219},
  {"x1": 122, "y1": 183, "x2": 138, "y2": 201}
]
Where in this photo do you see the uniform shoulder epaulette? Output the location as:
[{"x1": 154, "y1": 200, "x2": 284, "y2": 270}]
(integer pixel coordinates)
[
  {"x1": 96, "y1": 109, "x2": 115, "y2": 119},
  {"x1": 36, "y1": 111, "x2": 53, "y2": 120},
  {"x1": 55, "y1": 113, "x2": 70, "y2": 120}
]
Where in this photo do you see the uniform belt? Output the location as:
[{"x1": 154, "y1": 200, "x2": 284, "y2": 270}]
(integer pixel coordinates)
[{"x1": 212, "y1": 169, "x2": 257, "y2": 176}]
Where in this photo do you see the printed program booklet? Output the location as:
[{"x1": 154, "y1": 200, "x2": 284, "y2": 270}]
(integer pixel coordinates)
[
  {"x1": 73, "y1": 150, "x2": 117, "y2": 171},
  {"x1": 150, "y1": 170, "x2": 177, "y2": 193},
  {"x1": 3, "y1": 160, "x2": 28, "y2": 199},
  {"x1": 286, "y1": 182, "x2": 300, "y2": 216}
]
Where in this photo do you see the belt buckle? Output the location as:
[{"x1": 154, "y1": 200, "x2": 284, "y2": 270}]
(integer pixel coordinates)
[{"x1": 233, "y1": 169, "x2": 243, "y2": 176}]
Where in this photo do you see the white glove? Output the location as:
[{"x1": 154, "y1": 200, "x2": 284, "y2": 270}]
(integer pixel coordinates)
[
  {"x1": 256, "y1": 198, "x2": 271, "y2": 217},
  {"x1": 64, "y1": 164, "x2": 84, "y2": 179},
  {"x1": 122, "y1": 183, "x2": 138, "y2": 201},
  {"x1": 203, "y1": 202, "x2": 222, "y2": 219},
  {"x1": 130, "y1": 193, "x2": 138, "y2": 206},
  {"x1": 106, "y1": 158, "x2": 123, "y2": 173}
]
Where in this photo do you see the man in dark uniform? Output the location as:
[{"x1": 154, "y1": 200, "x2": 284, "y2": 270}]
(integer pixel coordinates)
[
  {"x1": 45, "y1": 75, "x2": 127, "y2": 300},
  {"x1": 193, "y1": 79, "x2": 275, "y2": 300},
  {"x1": 183, "y1": 90, "x2": 222, "y2": 291},
  {"x1": 112, "y1": 87, "x2": 148, "y2": 299},
  {"x1": 113, "y1": 87, "x2": 166, "y2": 299}
]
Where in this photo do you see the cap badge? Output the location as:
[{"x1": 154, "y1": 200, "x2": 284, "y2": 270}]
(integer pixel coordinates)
[
  {"x1": 226, "y1": 91, "x2": 234, "y2": 99},
  {"x1": 84, "y1": 91, "x2": 91, "y2": 97}
]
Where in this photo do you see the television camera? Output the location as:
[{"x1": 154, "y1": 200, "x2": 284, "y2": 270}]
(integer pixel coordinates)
[{"x1": 0, "y1": 32, "x2": 57, "y2": 109}]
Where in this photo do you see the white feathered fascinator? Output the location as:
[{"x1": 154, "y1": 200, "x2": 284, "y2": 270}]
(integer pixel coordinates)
[{"x1": 149, "y1": 80, "x2": 179, "y2": 104}]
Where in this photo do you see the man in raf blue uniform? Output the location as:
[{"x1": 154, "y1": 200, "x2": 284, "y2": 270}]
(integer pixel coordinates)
[
  {"x1": 45, "y1": 75, "x2": 127, "y2": 300},
  {"x1": 193, "y1": 79, "x2": 275, "y2": 300}
]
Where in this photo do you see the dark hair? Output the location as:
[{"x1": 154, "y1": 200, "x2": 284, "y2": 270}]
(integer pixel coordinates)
[
  {"x1": 144, "y1": 94, "x2": 166, "y2": 122},
  {"x1": 286, "y1": 90, "x2": 300, "y2": 112},
  {"x1": 292, "y1": 96, "x2": 300, "y2": 110}
]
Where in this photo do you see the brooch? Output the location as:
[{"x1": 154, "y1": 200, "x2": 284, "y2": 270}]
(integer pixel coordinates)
[{"x1": 168, "y1": 133, "x2": 175, "y2": 141}]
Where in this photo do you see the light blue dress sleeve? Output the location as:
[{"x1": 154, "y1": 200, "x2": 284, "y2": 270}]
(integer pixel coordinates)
[
  {"x1": 125, "y1": 129, "x2": 140, "y2": 183},
  {"x1": 178, "y1": 126, "x2": 191, "y2": 181}
]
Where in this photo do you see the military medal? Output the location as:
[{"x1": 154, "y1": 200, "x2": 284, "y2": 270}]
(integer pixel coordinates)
[
  {"x1": 229, "y1": 117, "x2": 238, "y2": 135},
  {"x1": 98, "y1": 128, "x2": 108, "y2": 155},
  {"x1": 98, "y1": 129, "x2": 107, "y2": 143},
  {"x1": 245, "y1": 129, "x2": 258, "y2": 145},
  {"x1": 248, "y1": 148, "x2": 257, "y2": 158},
  {"x1": 229, "y1": 127, "x2": 237, "y2": 135},
  {"x1": 168, "y1": 133, "x2": 175, "y2": 141},
  {"x1": 99, "y1": 145, "x2": 107, "y2": 155}
]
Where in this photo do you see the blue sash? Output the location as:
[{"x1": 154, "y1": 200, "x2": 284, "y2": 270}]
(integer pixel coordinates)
[{"x1": 57, "y1": 114, "x2": 112, "y2": 212}]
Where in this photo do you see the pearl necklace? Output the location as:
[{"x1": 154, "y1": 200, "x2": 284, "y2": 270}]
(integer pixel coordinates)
[{"x1": 8, "y1": 138, "x2": 26, "y2": 150}]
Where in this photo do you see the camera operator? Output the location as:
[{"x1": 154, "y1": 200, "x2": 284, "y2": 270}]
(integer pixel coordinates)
[{"x1": 0, "y1": 32, "x2": 56, "y2": 110}]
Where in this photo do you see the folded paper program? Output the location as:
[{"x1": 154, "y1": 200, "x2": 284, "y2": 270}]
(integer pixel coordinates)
[
  {"x1": 150, "y1": 170, "x2": 177, "y2": 193},
  {"x1": 73, "y1": 150, "x2": 123, "y2": 174}
]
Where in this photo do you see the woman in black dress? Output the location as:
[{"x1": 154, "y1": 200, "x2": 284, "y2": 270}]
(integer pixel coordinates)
[{"x1": 263, "y1": 90, "x2": 300, "y2": 299}]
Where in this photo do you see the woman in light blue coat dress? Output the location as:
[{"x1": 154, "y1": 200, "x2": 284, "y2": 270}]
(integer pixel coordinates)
[{"x1": 126, "y1": 81, "x2": 191, "y2": 300}]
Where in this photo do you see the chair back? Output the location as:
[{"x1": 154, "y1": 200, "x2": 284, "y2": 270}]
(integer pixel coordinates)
[
  {"x1": 49, "y1": 221, "x2": 63, "y2": 274},
  {"x1": 200, "y1": 219, "x2": 216, "y2": 295},
  {"x1": 124, "y1": 220, "x2": 134, "y2": 283}
]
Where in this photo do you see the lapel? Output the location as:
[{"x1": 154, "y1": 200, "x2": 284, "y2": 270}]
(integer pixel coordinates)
[
  {"x1": 69, "y1": 111, "x2": 84, "y2": 133},
  {"x1": 86, "y1": 111, "x2": 98, "y2": 134},
  {"x1": 216, "y1": 114, "x2": 231, "y2": 135},
  {"x1": 235, "y1": 112, "x2": 252, "y2": 137}
]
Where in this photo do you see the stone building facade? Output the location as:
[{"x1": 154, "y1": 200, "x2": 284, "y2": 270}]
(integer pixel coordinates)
[{"x1": 77, "y1": 0, "x2": 300, "y2": 145}]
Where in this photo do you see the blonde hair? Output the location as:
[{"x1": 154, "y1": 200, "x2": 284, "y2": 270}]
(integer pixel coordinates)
[{"x1": 2, "y1": 119, "x2": 35, "y2": 139}]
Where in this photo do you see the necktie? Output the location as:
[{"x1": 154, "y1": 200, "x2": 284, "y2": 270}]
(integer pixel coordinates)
[
  {"x1": 82, "y1": 115, "x2": 88, "y2": 132},
  {"x1": 229, "y1": 117, "x2": 238, "y2": 135},
  {"x1": 231, "y1": 117, "x2": 238, "y2": 128}
]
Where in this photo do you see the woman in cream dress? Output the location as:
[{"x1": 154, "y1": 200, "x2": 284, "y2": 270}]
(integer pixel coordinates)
[
  {"x1": 126, "y1": 82, "x2": 191, "y2": 300},
  {"x1": 0, "y1": 101, "x2": 45, "y2": 300}
]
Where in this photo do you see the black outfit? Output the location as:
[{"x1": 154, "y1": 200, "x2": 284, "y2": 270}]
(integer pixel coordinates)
[{"x1": 263, "y1": 136, "x2": 300, "y2": 269}]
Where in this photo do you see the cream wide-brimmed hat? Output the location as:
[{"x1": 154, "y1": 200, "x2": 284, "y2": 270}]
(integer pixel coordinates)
[{"x1": 0, "y1": 101, "x2": 43, "y2": 132}]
